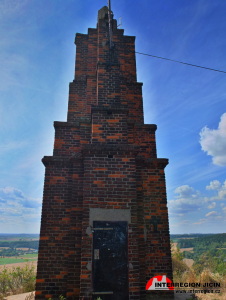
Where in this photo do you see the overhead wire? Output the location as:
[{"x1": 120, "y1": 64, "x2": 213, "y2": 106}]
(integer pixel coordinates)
[{"x1": 135, "y1": 51, "x2": 226, "y2": 74}]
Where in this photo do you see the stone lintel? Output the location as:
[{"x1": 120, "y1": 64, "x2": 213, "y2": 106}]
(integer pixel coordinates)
[{"x1": 89, "y1": 208, "x2": 131, "y2": 225}]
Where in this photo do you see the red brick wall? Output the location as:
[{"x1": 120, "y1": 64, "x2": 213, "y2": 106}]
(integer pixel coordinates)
[{"x1": 36, "y1": 6, "x2": 173, "y2": 300}]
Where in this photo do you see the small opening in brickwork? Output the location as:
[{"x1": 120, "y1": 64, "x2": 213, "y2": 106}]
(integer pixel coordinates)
[
  {"x1": 108, "y1": 154, "x2": 113, "y2": 159},
  {"x1": 107, "y1": 110, "x2": 112, "y2": 115}
]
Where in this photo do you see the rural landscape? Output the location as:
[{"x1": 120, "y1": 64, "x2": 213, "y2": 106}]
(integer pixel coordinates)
[
  {"x1": 171, "y1": 233, "x2": 226, "y2": 299},
  {"x1": 0, "y1": 234, "x2": 38, "y2": 299},
  {"x1": 0, "y1": 233, "x2": 226, "y2": 299}
]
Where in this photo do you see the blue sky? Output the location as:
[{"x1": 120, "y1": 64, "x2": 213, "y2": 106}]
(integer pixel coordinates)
[{"x1": 1, "y1": 0, "x2": 226, "y2": 234}]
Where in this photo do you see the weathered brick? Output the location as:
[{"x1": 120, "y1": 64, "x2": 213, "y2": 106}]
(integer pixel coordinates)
[{"x1": 36, "y1": 6, "x2": 173, "y2": 300}]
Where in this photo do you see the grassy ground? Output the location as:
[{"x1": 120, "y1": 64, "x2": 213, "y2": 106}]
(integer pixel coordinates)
[
  {"x1": 21, "y1": 254, "x2": 38, "y2": 259},
  {"x1": 0, "y1": 257, "x2": 37, "y2": 265}
]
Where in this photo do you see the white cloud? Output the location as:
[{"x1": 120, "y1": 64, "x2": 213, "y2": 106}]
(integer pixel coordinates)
[
  {"x1": 0, "y1": 186, "x2": 41, "y2": 211},
  {"x1": 200, "y1": 113, "x2": 226, "y2": 166},
  {"x1": 207, "y1": 202, "x2": 216, "y2": 209},
  {"x1": 0, "y1": 186, "x2": 41, "y2": 233},
  {"x1": 206, "y1": 180, "x2": 226, "y2": 201},
  {"x1": 205, "y1": 211, "x2": 217, "y2": 217},
  {"x1": 0, "y1": 187, "x2": 41, "y2": 233},
  {"x1": 206, "y1": 180, "x2": 221, "y2": 190},
  {"x1": 169, "y1": 185, "x2": 203, "y2": 214},
  {"x1": 218, "y1": 181, "x2": 226, "y2": 199},
  {"x1": 170, "y1": 220, "x2": 190, "y2": 228},
  {"x1": 0, "y1": 214, "x2": 40, "y2": 234},
  {"x1": 169, "y1": 179, "x2": 226, "y2": 232},
  {"x1": 193, "y1": 218, "x2": 207, "y2": 225},
  {"x1": 169, "y1": 180, "x2": 226, "y2": 215},
  {"x1": 174, "y1": 185, "x2": 196, "y2": 198},
  {"x1": 205, "y1": 180, "x2": 226, "y2": 201}
]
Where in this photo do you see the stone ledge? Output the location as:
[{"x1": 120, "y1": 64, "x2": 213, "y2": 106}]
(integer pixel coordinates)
[
  {"x1": 54, "y1": 119, "x2": 90, "y2": 128},
  {"x1": 136, "y1": 157, "x2": 169, "y2": 168}
]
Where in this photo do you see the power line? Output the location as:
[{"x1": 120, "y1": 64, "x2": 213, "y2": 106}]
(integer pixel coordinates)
[{"x1": 135, "y1": 51, "x2": 226, "y2": 74}]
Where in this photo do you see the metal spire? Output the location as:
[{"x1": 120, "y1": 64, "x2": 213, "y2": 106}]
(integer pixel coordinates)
[{"x1": 108, "y1": 0, "x2": 113, "y2": 48}]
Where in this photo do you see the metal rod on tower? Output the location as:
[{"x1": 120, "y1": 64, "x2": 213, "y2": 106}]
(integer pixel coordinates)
[{"x1": 108, "y1": 0, "x2": 113, "y2": 48}]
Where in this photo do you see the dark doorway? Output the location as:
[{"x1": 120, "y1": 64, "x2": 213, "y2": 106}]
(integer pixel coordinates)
[{"x1": 92, "y1": 221, "x2": 129, "y2": 300}]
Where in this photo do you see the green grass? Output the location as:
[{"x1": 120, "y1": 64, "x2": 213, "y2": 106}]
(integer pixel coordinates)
[
  {"x1": 22, "y1": 253, "x2": 38, "y2": 258},
  {"x1": 0, "y1": 257, "x2": 37, "y2": 265}
]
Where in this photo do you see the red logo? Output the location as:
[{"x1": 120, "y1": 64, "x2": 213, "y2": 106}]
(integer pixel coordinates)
[{"x1": 146, "y1": 275, "x2": 174, "y2": 290}]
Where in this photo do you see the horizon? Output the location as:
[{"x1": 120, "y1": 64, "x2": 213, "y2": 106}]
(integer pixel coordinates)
[{"x1": 1, "y1": 232, "x2": 226, "y2": 236}]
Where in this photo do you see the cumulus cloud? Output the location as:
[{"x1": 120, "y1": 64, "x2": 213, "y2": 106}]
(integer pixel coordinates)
[
  {"x1": 205, "y1": 180, "x2": 226, "y2": 201},
  {"x1": 218, "y1": 181, "x2": 226, "y2": 200},
  {"x1": 0, "y1": 186, "x2": 42, "y2": 233},
  {"x1": 174, "y1": 185, "x2": 197, "y2": 198},
  {"x1": 0, "y1": 187, "x2": 41, "y2": 208},
  {"x1": 205, "y1": 211, "x2": 217, "y2": 217},
  {"x1": 0, "y1": 186, "x2": 41, "y2": 219},
  {"x1": 200, "y1": 113, "x2": 226, "y2": 166},
  {"x1": 193, "y1": 218, "x2": 207, "y2": 225},
  {"x1": 206, "y1": 180, "x2": 221, "y2": 190},
  {"x1": 207, "y1": 202, "x2": 216, "y2": 209},
  {"x1": 169, "y1": 180, "x2": 226, "y2": 216},
  {"x1": 169, "y1": 185, "x2": 203, "y2": 214}
]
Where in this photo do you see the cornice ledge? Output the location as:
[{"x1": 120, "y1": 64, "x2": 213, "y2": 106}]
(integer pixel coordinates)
[
  {"x1": 42, "y1": 154, "x2": 84, "y2": 167},
  {"x1": 136, "y1": 157, "x2": 169, "y2": 168}
]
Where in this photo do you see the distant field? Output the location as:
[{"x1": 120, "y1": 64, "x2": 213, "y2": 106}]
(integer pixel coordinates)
[
  {"x1": 177, "y1": 237, "x2": 195, "y2": 239},
  {"x1": 0, "y1": 256, "x2": 37, "y2": 265},
  {"x1": 172, "y1": 243, "x2": 193, "y2": 252},
  {"x1": 0, "y1": 238, "x2": 38, "y2": 242},
  {"x1": 16, "y1": 247, "x2": 36, "y2": 251},
  {"x1": 0, "y1": 247, "x2": 37, "y2": 251},
  {"x1": 0, "y1": 234, "x2": 39, "y2": 262},
  {"x1": 21, "y1": 253, "x2": 38, "y2": 259},
  {"x1": 0, "y1": 234, "x2": 39, "y2": 240},
  {"x1": 180, "y1": 247, "x2": 194, "y2": 252}
]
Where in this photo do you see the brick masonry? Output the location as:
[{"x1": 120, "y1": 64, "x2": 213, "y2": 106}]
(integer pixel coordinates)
[{"x1": 35, "y1": 6, "x2": 173, "y2": 300}]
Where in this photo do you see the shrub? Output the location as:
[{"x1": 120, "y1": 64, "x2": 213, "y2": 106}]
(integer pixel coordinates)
[{"x1": 0, "y1": 265, "x2": 36, "y2": 299}]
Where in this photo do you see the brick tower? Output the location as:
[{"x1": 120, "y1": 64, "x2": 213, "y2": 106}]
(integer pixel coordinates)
[{"x1": 36, "y1": 6, "x2": 173, "y2": 300}]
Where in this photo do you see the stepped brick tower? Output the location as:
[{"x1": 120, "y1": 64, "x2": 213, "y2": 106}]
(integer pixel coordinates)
[{"x1": 36, "y1": 6, "x2": 173, "y2": 300}]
